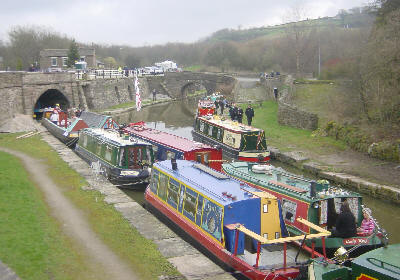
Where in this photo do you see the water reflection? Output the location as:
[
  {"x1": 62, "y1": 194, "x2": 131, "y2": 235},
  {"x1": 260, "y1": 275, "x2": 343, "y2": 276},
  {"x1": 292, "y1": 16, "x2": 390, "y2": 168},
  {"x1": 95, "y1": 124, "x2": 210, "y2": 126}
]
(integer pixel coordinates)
[{"x1": 114, "y1": 98, "x2": 400, "y2": 244}]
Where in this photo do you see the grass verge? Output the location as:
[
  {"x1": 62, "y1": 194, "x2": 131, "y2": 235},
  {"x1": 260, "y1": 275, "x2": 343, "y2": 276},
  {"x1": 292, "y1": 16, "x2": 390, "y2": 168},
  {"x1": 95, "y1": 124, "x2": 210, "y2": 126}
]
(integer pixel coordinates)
[
  {"x1": 0, "y1": 133, "x2": 181, "y2": 280},
  {"x1": 247, "y1": 101, "x2": 347, "y2": 154}
]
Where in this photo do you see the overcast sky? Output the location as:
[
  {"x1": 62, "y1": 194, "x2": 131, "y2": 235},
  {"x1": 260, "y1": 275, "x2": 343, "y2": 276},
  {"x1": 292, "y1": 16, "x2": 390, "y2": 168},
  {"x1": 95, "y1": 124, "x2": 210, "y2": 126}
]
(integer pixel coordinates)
[{"x1": 1, "y1": 0, "x2": 369, "y2": 47}]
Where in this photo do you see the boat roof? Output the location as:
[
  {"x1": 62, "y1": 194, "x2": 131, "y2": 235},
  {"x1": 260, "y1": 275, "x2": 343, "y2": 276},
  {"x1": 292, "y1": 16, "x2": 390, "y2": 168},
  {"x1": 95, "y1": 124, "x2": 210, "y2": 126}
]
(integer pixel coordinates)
[
  {"x1": 352, "y1": 243, "x2": 400, "y2": 279},
  {"x1": 125, "y1": 126, "x2": 216, "y2": 152},
  {"x1": 155, "y1": 160, "x2": 265, "y2": 206},
  {"x1": 197, "y1": 115, "x2": 263, "y2": 133},
  {"x1": 223, "y1": 161, "x2": 362, "y2": 202},
  {"x1": 80, "y1": 111, "x2": 116, "y2": 128},
  {"x1": 81, "y1": 128, "x2": 151, "y2": 147}
]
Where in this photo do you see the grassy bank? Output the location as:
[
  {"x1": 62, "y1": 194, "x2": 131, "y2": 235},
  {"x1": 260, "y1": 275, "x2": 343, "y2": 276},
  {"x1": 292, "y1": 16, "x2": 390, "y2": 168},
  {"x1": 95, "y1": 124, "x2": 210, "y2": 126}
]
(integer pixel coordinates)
[
  {"x1": 0, "y1": 133, "x2": 181, "y2": 280},
  {"x1": 247, "y1": 101, "x2": 347, "y2": 154}
]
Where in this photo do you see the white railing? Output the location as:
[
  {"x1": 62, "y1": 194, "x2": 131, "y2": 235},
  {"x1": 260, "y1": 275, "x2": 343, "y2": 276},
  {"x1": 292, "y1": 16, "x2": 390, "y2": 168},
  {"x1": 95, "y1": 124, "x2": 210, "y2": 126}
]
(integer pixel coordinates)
[{"x1": 75, "y1": 69, "x2": 165, "y2": 80}]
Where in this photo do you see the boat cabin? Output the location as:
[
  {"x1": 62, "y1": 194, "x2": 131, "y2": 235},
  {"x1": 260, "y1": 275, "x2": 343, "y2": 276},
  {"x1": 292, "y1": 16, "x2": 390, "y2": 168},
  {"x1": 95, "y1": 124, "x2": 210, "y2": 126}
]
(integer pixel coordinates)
[
  {"x1": 75, "y1": 128, "x2": 154, "y2": 187},
  {"x1": 192, "y1": 115, "x2": 270, "y2": 162},
  {"x1": 124, "y1": 122, "x2": 223, "y2": 171}
]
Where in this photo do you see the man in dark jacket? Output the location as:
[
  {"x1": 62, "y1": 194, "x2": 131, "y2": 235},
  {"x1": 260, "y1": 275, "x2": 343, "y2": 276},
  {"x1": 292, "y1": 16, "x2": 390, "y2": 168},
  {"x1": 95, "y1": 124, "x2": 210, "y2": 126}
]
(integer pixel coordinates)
[
  {"x1": 245, "y1": 104, "x2": 254, "y2": 126},
  {"x1": 237, "y1": 107, "x2": 243, "y2": 123}
]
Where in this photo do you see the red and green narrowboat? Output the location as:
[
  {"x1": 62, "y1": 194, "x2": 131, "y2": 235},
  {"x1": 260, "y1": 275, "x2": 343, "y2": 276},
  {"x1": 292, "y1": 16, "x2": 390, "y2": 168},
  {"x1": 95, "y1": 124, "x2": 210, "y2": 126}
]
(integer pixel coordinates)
[
  {"x1": 123, "y1": 122, "x2": 223, "y2": 171},
  {"x1": 309, "y1": 243, "x2": 400, "y2": 280},
  {"x1": 192, "y1": 115, "x2": 270, "y2": 162},
  {"x1": 145, "y1": 159, "x2": 331, "y2": 280},
  {"x1": 75, "y1": 128, "x2": 154, "y2": 188},
  {"x1": 222, "y1": 162, "x2": 388, "y2": 257}
]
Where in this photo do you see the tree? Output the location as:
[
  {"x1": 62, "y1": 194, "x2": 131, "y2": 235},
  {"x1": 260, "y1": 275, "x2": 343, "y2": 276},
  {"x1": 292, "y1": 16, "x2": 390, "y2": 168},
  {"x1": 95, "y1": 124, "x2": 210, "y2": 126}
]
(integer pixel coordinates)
[
  {"x1": 67, "y1": 40, "x2": 80, "y2": 67},
  {"x1": 103, "y1": 57, "x2": 117, "y2": 68}
]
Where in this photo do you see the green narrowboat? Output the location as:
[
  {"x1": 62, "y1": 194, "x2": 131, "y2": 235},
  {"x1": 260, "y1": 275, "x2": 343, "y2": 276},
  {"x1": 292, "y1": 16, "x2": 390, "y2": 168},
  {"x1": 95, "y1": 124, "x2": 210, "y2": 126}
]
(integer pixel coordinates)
[
  {"x1": 309, "y1": 243, "x2": 400, "y2": 280},
  {"x1": 222, "y1": 162, "x2": 388, "y2": 257},
  {"x1": 75, "y1": 128, "x2": 154, "y2": 188}
]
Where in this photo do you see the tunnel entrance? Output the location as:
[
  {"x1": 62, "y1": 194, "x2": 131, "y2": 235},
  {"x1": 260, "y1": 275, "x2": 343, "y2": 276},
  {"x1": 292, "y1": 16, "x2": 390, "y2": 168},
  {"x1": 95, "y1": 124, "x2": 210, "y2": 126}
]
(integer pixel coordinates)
[{"x1": 33, "y1": 89, "x2": 70, "y2": 119}]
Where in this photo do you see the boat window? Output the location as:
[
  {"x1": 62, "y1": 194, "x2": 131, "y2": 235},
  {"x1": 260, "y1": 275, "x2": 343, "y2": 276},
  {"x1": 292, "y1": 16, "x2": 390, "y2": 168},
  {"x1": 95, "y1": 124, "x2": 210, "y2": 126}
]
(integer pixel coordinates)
[
  {"x1": 201, "y1": 198, "x2": 223, "y2": 241},
  {"x1": 216, "y1": 128, "x2": 222, "y2": 140},
  {"x1": 196, "y1": 196, "x2": 204, "y2": 226},
  {"x1": 157, "y1": 173, "x2": 168, "y2": 201},
  {"x1": 367, "y1": 257, "x2": 400, "y2": 275},
  {"x1": 119, "y1": 148, "x2": 126, "y2": 167},
  {"x1": 263, "y1": 233, "x2": 268, "y2": 239},
  {"x1": 208, "y1": 125, "x2": 213, "y2": 136},
  {"x1": 281, "y1": 199, "x2": 297, "y2": 223},
  {"x1": 199, "y1": 121, "x2": 205, "y2": 133},
  {"x1": 150, "y1": 169, "x2": 159, "y2": 193},
  {"x1": 275, "y1": 232, "x2": 280, "y2": 239},
  {"x1": 166, "y1": 151, "x2": 175, "y2": 160},
  {"x1": 105, "y1": 145, "x2": 112, "y2": 162},
  {"x1": 183, "y1": 188, "x2": 197, "y2": 222},
  {"x1": 83, "y1": 134, "x2": 88, "y2": 147},
  {"x1": 167, "y1": 178, "x2": 180, "y2": 209},
  {"x1": 96, "y1": 143, "x2": 102, "y2": 155},
  {"x1": 263, "y1": 204, "x2": 268, "y2": 213}
]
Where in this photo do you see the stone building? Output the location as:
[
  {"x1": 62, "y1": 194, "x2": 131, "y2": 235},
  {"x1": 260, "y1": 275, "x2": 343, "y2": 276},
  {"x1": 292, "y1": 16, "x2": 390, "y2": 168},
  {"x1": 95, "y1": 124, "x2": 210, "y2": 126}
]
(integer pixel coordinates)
[{"x1": 39, "y1": 48, "x2": 96, "y2": 71}]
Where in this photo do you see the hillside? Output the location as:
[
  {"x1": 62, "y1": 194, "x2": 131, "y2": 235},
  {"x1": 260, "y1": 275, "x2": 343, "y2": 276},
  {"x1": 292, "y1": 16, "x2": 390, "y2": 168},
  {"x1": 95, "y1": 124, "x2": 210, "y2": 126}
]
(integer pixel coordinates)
[{"x1": 201, "y1": 12, "x2": 374, "y2": 43}]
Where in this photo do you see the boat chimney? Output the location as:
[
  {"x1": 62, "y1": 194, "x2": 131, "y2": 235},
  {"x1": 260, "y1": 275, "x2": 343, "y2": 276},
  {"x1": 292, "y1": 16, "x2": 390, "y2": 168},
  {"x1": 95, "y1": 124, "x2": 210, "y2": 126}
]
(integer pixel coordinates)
[
  {"x1": 310, "y1": 181, "x2": 316, "y2": 198},
  {"x1": 171, "y1": 158, "x2": 177, "y2": 171}
]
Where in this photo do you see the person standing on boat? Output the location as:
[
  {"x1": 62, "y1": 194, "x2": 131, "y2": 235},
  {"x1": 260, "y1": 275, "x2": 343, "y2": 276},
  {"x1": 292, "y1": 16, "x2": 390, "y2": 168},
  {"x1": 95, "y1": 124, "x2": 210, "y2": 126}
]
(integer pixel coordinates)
[
  {"x1": 152, "y1": 89, "x2": 157, "y2": 101},
  {"x1": 232, "y1": 104, "x2": 239, "y2": 121},
  {"x1": 219, "y1": 97, "x2": 226, "y2": 115},
  {"x1": 331, "y1": 200, "x2": 357, "y2": 238},
  {"x1": 50, "y1": 108, "x2": 59, "y2": 125},
  {"x1": 237, "y1": 106, "x2": 243, "y2": 123},
  {"x1": 245, "y1": 104, "x2": 254, "y2": 126}
]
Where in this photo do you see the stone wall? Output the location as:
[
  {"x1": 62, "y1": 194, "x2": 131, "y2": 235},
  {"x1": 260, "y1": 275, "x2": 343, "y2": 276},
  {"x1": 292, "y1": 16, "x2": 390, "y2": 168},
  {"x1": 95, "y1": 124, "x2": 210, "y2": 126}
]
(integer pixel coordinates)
[
  {"x1": 0, "y1": 73, "x2": 24, "y2": 121},
  {"x1": 277, "y1": 102, "x2": 318, "y2": 130}
]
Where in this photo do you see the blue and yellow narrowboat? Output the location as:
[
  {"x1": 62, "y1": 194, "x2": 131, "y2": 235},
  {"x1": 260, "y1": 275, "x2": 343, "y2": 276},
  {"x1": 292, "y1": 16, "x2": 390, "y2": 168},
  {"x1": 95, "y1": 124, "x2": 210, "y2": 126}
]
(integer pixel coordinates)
[
  {"x1": 75, "y1": 128, "x2": 154, "y2": 188},
  {"x1": 145, "y1": 159, "x2": 331, "y2": 280}
]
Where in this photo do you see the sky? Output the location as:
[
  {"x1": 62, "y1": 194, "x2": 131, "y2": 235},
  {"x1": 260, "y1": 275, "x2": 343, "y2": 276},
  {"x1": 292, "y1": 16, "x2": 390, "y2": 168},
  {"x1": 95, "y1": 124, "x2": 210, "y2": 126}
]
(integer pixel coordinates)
[{"x1": 0, "y1": 0, "x2": 369, "y2": 47}]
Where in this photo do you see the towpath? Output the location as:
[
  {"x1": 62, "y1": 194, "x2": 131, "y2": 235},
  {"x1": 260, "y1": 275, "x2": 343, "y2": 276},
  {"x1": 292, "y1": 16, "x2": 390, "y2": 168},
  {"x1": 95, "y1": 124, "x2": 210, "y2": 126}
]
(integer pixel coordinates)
[{"x1": 0, "y1": 147, "x2": 139, "y2": 280}]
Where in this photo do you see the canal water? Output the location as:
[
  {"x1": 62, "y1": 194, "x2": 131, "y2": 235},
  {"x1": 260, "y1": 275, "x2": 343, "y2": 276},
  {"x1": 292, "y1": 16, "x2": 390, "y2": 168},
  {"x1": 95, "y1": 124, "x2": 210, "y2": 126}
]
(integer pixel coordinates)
[{"x1": 112, "y1": 97, "x2": 400, "y2": 244}]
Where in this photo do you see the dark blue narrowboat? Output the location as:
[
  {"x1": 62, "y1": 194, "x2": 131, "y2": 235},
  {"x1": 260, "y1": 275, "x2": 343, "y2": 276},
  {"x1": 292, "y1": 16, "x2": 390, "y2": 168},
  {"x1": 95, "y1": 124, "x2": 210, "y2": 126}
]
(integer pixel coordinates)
[
  {"x1": 145, "y1": 159, "x2": 331, "y2": 280},
  {"x1": 75, "y1": 128, "x2": 154, "y2": 188}
]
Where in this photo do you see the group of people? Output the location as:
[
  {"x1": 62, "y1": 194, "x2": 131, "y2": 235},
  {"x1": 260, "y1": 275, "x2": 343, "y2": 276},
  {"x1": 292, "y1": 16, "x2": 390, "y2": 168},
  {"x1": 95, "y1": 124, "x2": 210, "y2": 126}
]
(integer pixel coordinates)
[
  {"x1": 330, "y1": 200, "x2": 375, "y2": 238},
  {"x1": 227, "y1": 103, "x2": 254, "y2": 126},
  {"x1": 208, "y1": 94, "x2": 255, "y2": 126}
]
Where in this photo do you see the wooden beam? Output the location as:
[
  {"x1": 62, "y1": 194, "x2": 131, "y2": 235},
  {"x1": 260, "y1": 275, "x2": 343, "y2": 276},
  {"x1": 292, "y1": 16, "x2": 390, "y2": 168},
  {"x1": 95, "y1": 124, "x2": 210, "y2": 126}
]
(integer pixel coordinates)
[{"x1": 297, "y1": 217, "x2": 330, "y2": 234}]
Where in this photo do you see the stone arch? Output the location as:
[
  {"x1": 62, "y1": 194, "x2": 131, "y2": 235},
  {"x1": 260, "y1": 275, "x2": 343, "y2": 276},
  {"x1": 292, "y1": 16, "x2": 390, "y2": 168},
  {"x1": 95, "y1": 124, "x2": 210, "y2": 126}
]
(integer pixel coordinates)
[
  {"x1": 33, "y1": 89, "x2": 70, "y2": 119},
  {"x1": 180, "y1": 81, "x2": 210, "y2": 98}
]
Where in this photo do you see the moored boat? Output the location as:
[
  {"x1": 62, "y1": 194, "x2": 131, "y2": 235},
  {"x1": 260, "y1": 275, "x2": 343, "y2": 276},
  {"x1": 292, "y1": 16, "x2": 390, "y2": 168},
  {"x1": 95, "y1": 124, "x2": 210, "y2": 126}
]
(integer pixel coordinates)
[
  {"x1": 41, "y1": 111, "x2": 88, "y2": 147},
  {"x1": 123, "y1": 121, "x2": 223, "y2": 171},
  {"x1": 192, "y1": 114, "x2": 270, "y2": 162},
  {"x1": 308, "y1": 243, "x2": 400, "y2": 280},
  {"x1": 145, "y1": 159, "x2": 332, "y2": 280},
  {"x1": 75, "y1": 128, "x2": 154, "y2": 188},
  {"x1": 222, "y1": 162, "x2": 388, "y2": 257}
]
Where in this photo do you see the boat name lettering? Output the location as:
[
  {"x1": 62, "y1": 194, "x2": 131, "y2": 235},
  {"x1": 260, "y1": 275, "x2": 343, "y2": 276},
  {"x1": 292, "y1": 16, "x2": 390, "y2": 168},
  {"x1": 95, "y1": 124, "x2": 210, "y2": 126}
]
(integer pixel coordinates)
[{"x1": 343, "y1": 238, "x2": 369, "y2": 245}]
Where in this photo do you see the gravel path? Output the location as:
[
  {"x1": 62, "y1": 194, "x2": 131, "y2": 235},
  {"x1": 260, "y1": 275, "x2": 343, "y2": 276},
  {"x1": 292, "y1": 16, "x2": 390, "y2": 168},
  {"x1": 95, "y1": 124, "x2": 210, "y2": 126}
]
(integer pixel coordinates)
[{"x1": 0, "y1": 147, "x2": 139, "y2": 280}]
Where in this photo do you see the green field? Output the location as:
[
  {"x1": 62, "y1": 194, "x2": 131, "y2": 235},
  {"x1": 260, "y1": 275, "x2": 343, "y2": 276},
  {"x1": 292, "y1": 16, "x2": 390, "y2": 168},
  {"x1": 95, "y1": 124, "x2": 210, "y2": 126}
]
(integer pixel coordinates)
[
  {"x1": 246, "y1": 101, "x2": 347, "y2": 154},
  {"x1": 0, "y1": 134, "x2": 181, "y2": 280}
]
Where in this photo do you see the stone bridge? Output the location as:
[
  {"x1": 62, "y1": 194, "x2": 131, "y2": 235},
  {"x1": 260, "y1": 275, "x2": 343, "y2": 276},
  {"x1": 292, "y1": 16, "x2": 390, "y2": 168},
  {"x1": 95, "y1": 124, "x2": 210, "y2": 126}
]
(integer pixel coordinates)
[{"x1": 0, "y1": 71, "x2": 236, "y2": 121}]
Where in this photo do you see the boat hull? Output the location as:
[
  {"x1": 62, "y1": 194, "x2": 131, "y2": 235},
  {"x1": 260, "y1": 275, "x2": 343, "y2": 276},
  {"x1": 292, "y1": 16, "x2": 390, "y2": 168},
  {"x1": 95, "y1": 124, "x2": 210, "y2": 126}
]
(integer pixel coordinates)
[
  {"x1": 42, "y1": 118, "x2": 78, "y2": 147},
  {"x1": 145, "y1": 187, "x2": 300, "y2": 280}
]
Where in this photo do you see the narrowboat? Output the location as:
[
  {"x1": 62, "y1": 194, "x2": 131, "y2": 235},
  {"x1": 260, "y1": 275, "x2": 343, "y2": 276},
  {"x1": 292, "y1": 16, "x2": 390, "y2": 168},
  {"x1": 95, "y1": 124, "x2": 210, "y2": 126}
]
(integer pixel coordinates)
[
  {"x1": 123, "y1": 122, "x2": 223, "y2": 171},
  {"x1": 192, "y1": 114, "x2": 270, "y2": 162},
  {"x1": 222, "y1": 162, "x2": 388, "y2": 257},
  {"x1": 197, "y1": 99, "x2": 216, "y2": 116},
  {"x1": 75, "y1": 128, "x2": 154, "y2": 188},
  {"x1": 42, "y1": 111, "x2": 88, "y2": 147},
  {"x1": 79, "y1": 111, "x2": 119, "y2": 130},
  {"x1": 308, "y1": 243, "x2": 400, "y2": 280},
  {"x1": 145, "y1": 159, "x2": 332, "y2": 280}
]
